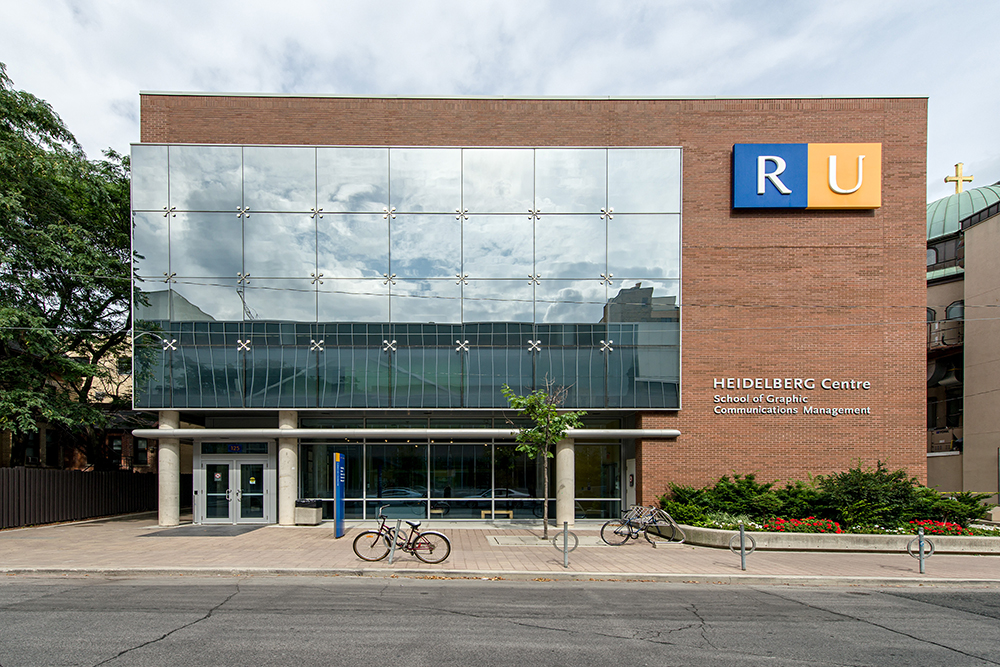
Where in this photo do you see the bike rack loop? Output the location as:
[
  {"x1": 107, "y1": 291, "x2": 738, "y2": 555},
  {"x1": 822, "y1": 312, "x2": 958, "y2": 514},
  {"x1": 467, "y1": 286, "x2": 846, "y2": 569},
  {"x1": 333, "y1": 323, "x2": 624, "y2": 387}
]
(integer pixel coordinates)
[
  {"x1": 728, "y1": 523, "x2": 756, "y2": 571},
  {"x1": 907, "y1": 526, "x2": 935, "y2": 574},
  {"x1": 388, "y1": 519, "x2": 403, "y2": 564}
]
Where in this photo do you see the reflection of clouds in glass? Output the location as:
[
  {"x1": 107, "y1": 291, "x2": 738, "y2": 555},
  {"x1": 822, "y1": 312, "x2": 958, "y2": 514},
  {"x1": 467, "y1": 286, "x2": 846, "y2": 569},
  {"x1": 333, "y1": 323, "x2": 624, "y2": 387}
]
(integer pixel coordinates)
[
  {"x1": 318, "y1": 280, "x2": 389, "y2": 322},
  {"x1": 171, "y1": 282, "x2": 245, "y2": 321},
  {"x1": 133, "y1": 212, "x2": 168, "y2": 277},
  {"x1": 170, "y1": 213, "x2": 242, "y2": 277},
  {"x1": 535, "y1": 149, "x2": 606, "y2": 213},
  {"x1": 608, "y1": 149, "x2": 681, "y2": 213},
  {"x1": 535, "y1": 216, "x2": 606, "y2": 278},
  {"x1": 463, "y1": 281, "x2": 533, "y2": 323},
  {"x1": 131, "y1": 145, "x2": 168, "y2": 210},
  {"x1": 537, "y1": 281, "x2": 607, "y2": 323},
  {"x1": 168, "y1": 146, "x2": 242, "y2": 211},
  {"x1": 317, "y1": 216, "x2": 388, "y2": 278},
  {"x1": 464, "y1": 216, "x2": 532, "y2": 278},
  {"x1": 609, "y1": 279, "x2": 679, "y2": 297},
  {"x1": 244, "y1": 214, "x2": 316, "y2": 277},
  {"x1": 318, "y1": 148, "x2": 388, "y2": 212},
  {"x1": 243, "y1": 147, "x2": 315, "y2": 212},
  {"x1": 389, "y1": 148, "x2": 461, "y2": 212},
  {"x1": 608, "y1": 215, "x2": 680, "y2": 279},
  {"x1": 462, "y1": 149, "x2": 533, "y2": 213},
  {"x1": 390, "y1": 215, "x2": 460, "y2": 277},
  {"x1": 391, "y1": 280, "x2": 461, "y2": 323},
  {"x1": 243, "y1": 280, "x2": 316, "y2": 322}
]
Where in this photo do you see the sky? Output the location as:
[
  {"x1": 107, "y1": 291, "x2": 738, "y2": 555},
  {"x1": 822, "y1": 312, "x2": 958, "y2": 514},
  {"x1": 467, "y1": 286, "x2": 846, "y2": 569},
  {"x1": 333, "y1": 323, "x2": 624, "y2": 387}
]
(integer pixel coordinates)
[{"x1": 1, "y1": 0, "x2": 997, "y2": 204}]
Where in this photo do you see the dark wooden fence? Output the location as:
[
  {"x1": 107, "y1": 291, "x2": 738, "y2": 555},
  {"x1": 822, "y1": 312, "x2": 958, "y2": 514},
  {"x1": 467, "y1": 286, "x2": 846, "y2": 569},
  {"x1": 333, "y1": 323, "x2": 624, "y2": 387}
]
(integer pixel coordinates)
[{"x1": 0, "y1": 468, "x2": 158, "y2": 530}]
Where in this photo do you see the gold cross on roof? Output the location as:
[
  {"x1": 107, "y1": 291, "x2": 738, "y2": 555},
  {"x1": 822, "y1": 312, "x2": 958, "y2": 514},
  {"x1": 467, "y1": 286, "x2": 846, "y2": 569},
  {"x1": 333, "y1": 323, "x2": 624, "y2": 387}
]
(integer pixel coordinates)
[{"x1": 945, "y1": 162, "x2": 974, "y2": 194}]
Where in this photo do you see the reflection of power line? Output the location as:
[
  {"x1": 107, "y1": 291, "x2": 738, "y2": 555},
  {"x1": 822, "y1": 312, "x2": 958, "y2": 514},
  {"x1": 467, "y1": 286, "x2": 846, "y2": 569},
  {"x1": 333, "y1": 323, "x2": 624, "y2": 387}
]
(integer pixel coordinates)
[{"x1": 236, "y1": 288, "x2": 259, "y2": 320}]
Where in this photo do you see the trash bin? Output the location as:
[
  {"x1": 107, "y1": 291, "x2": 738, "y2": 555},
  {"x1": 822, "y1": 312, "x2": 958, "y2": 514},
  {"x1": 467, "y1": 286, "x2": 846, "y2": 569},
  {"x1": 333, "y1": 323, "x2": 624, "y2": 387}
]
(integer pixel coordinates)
[{"x1": 294, "y1": 499, "x2": 323, "y2": 525}]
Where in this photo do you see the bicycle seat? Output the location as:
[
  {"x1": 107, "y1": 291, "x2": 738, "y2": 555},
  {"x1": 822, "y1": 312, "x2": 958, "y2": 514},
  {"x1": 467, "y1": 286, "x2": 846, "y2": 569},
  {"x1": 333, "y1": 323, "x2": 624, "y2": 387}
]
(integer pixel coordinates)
[{"x1": 406, "y1": 520, "x2": 421, "y2": 528}]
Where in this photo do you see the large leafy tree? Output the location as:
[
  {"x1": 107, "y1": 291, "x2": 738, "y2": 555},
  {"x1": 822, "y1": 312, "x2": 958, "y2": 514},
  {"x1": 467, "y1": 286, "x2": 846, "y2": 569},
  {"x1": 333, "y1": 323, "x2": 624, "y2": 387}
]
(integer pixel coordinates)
[
  {"x1": 0, "y1": 63, "x2": 133, "y2": 468},
  {"x1": 501, "y1": 381, "x2": 586, "y2": 539}
]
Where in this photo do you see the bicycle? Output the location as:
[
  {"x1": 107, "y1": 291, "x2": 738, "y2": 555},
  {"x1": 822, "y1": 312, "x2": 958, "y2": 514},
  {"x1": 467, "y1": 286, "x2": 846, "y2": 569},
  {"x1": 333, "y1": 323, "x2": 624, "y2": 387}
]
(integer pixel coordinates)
[
  {"x1": 353, "y1": 505, "x2": 452, "y2": 564},
  {"x1": 600, "y1": 505, "x2": 685, "y2": 546}
]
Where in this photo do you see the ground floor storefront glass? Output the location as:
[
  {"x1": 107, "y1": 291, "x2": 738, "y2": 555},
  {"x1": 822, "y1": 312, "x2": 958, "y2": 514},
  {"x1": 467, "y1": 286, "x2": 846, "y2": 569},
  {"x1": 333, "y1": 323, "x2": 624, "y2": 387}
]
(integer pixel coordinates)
[{"x1": 299, "y1": 441, "x2": 621, "y2": 520}]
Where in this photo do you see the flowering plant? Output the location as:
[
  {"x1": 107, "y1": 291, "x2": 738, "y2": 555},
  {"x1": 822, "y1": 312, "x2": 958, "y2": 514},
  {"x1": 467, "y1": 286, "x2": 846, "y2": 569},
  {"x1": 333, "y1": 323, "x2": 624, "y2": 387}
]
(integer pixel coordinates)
[
  {"x1": 908, "y1": 519, "x2": 973, "y2": 536},
  {"x1": 760, "y1": 517, "x2": 842, "y2": 533}
]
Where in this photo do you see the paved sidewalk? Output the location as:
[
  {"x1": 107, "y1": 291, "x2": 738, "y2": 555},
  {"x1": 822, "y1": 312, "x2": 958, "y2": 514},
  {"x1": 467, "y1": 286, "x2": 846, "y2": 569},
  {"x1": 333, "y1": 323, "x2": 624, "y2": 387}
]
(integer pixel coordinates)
[{"x1": 2, "y1": 513, "x2": 999, "y2": 586}]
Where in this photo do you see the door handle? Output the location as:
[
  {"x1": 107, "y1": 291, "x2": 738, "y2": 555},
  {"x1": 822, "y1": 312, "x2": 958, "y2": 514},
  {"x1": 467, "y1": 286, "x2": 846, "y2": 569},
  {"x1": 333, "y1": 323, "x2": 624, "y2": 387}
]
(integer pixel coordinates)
[
  {"x1": 235, "y1": 489, "x2": 242, "y2": 501},
  {"x1": 226, "y1": 488, "x2": 233, "y2": 501}
]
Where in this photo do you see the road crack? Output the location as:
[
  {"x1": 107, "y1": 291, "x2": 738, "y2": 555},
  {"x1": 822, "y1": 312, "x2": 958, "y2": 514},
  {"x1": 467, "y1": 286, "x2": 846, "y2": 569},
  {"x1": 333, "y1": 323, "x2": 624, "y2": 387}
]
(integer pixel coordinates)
[{"x1": 90, "y1": 580, "x2": 243, "y2": 666}]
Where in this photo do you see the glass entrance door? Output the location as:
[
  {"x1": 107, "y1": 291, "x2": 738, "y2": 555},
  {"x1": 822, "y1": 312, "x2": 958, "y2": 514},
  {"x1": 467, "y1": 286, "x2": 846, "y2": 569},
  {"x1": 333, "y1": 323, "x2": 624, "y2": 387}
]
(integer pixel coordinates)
[{"x1": 200, "y1": 459, "x2": 270, "y2": 524}]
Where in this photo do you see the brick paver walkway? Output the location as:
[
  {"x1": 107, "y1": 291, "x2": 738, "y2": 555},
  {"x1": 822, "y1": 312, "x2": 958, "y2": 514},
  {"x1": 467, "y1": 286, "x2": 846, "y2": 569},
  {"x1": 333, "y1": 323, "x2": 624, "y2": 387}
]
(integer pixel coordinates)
[{"x1": 2, "y1": 514, "x2": 998, "y2": 585}]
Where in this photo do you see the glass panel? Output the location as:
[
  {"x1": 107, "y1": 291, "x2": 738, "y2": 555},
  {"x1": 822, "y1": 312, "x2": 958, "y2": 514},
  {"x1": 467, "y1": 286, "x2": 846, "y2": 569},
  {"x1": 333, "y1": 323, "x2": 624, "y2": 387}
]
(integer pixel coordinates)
[
  {"x1": 133, "y1": 212, "x2": 169, "y2": 279},
  {"x1": 389, "y1": 148, "x2": 461, "y2": 213},
  {"x1": 535, "y1": 345, "x2": 605, "y2": 408},
  {"x1": 535, "y1": 149, "x2": 606, "y2": 213},
  {"x1": 462, "y1": 148, "x2": 534, "y2": 213},
  {"x1": 317, "y1": 215, "x2": 388, "y2": 278},
  {"x1": 299, "y1": 444, "x2": 363, "y2": 499},
  {"x1": 171, "y1": 342, "x2": 244, "y2": 408},
  {"x1": 392, "y1": 346, "x2": 463, "y2": 408},
  {"x1": 244, "y1": 214, "x2": 316, "y2": 278},
  {"x1": 317, "y1": 148, "x2": 388, "y2": 213},
  {"x1": 168, "y1": 145, "x2": 242, "y2": 211},
  {"x1": 574, "y1": 500, "x2": 621, "y2": 520},
  {"x1": 390, "y1": 214, "x2": 460, "y2": 278},
  {"x1": 607, "y1": 345, "x2": 679, "y2": 409},
  {"x1": 242, "y1": 279, "x2": 316, "y2": 322},
  {"x1": 391, "y1": 280, "x2": 461, "y2": 324},
  {"x1": 604, "y1": 281, "x2": 680, "y2": 324},
  {"x1": 366, "y1": 443, "x2": 428, "y2": 500},
  {"x1": 366, "y1": 500, "x2": 425, "y2": 519},
  {"x1": 316, "y1": 345, "x2": 390, "y2": 408},
  {"x1": 494, "y1": 445, "x2": 546, "y2": 498},
  {"x1": 317, "y1": 280, "x2": 388, "y2": 322},
  {"x1": 205, "y1": 463, "x2": 230, "y2": 519},
  {"x1": 575, "y1": 445, "x2": 621, "y2": 499},
  {"x1": 240, "y1": 463, "x2": 265, "y2": 519},
  {"x1": 608, "y1": 214, "x2": 680, "y2": 279},
  {"x1": 463, "y1": 281, "x2": 533, "y2": 323},
  {"x1": 535, "y1": 215, "x2": 606, "y2": 279},
  {"x1": 464, "y1": 346, "x2": 532, "y2": 408},
  {"x1": 135, "y1": 286, "x2": 170, "y2": 322},
  {"x1": 169, "y1": 213, "x2": 243, "y2": 278},
  {"x1": 243, "y1": 146, "x2": 315, "y2": 212},
  {"x1": 608, "y1": 148, "x2": 681, "y2": 213},
  {"x1": 463, "y1": 215, "x2": 533, "y2": 278},
  {"x1": 245, "y1": 340, "x2": 313, "y2": 408},
  {"x1": 535, "y1": 280, "x2": 607, "y2": 324},
  {"x1": 133, "y1": 324, "x2": 171, "y2": 408},
  {"x1": 170, "y1": 282, "x2": 245, "y2": 322},
  {"x1": 430, "y1": 444, "x2": 492, "y2": 499},
  {"x1": 131, "y1": 145, "x2": 168, "y2": 211}
]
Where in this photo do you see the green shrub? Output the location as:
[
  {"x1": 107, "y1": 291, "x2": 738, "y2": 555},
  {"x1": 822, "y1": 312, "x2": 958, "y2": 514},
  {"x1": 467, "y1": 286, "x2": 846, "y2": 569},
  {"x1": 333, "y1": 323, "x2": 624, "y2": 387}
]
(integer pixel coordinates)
[
  {"x1": 816, "y1": 460, "x2": 920, "y2": 528},
  {"x1": 659, "y1": 500, "x2": 706, "y2": 525}
]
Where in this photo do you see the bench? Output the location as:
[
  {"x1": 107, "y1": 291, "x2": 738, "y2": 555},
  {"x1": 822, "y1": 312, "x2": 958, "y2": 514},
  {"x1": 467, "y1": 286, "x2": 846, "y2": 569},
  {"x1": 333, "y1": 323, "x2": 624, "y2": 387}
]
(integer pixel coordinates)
[{"x1": 482, "y1": 509, "x2": 514, "y2": 519}]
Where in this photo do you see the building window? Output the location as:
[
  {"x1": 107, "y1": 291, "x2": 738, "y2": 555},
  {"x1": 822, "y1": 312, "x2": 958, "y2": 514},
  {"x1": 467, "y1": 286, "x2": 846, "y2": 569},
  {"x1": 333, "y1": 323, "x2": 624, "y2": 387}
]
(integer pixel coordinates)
[
  {"x1": 945, "y1": 387, "x2": 963, "y2": 428},
  {"x1": 946, "y1": 301, "x2": 964, "y2": 321},
  {"x1": 135, "y1": 438, "x2": 148, "y2": 465},
  {"x1": 927, "y1": 307, "x2": 936, "y2": 322},
  {"x1": 927, "y1": 397, "x2": 937, "y2": 430},
  {"x1": 926, "y1": 248, "x2": 937, "y2": 266}
]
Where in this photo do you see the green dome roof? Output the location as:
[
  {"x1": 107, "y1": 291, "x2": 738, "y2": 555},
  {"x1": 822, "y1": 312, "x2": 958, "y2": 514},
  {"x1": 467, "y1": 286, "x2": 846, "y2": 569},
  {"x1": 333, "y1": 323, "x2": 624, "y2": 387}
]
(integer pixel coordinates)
[{"x1": 927, "y1": 183, "x2": 1000, "y2": 240}]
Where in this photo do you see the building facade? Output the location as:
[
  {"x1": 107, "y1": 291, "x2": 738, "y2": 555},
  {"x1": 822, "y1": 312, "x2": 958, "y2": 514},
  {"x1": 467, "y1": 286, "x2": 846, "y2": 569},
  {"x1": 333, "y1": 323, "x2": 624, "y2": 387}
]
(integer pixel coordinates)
[{"x1": 131, "y1": 95, "x2": 927, "y2": 526}]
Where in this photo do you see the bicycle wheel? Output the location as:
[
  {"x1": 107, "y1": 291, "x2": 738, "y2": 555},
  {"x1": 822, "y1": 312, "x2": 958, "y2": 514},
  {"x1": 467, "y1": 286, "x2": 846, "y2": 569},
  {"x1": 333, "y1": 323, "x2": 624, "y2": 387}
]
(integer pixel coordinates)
[
  {"x1": 411, "y1": 531, "x2": 451, "y2": 564},
  {"x1": 644, "y1": 519, "x2": 676, "y2": 545},
  {"x1": 600, "y1": 519, "x2": 632, "y2": 546},
  {"x1": 353, "y1": 530, "x2": 391, "y2": 561}
]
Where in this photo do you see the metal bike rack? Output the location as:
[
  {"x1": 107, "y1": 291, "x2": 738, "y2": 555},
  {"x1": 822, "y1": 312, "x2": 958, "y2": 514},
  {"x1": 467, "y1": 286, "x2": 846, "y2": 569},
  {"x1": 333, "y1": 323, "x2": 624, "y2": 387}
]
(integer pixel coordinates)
[
  {"x1": 907, "y1": 527, "x2": 935, "y2": 574},
  {"x1": 729, "y1": 523, "x2": 756, "y2": 571}
]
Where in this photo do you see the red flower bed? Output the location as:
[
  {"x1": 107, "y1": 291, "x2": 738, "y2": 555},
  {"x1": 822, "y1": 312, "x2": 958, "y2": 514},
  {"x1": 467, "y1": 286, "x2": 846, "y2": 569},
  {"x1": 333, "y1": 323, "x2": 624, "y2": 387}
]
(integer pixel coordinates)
[
  {"x1": 909, "y1": 520, "x2": 972, "y2": 536},
  {"x1": 761, "y1": 517, "x2": 842, "y2": 534}
]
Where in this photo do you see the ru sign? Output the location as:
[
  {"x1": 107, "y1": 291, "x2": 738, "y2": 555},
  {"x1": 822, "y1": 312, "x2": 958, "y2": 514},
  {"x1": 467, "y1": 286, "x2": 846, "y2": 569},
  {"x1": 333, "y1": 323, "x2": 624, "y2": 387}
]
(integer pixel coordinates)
[{"x1": 733, "y1": 143, "x2": 881, "y2": 209}]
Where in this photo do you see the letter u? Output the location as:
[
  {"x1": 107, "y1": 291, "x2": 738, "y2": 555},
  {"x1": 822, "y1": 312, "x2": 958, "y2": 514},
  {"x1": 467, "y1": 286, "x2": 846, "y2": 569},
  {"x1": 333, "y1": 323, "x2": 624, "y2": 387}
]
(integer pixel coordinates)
[{"x1": 828, "y1": 155, "x2": 865, "y2": 194}]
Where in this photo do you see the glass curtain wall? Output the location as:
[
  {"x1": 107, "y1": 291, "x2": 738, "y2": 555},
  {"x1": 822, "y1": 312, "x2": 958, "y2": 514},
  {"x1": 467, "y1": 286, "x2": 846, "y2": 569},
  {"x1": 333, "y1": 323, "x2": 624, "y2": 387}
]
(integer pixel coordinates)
[
  {"x1": 133, "y1": 146, "x2": 681, "y2": 410},
  {"x1": 298, "y1": 440, "x2": 621, "y2": 520}
]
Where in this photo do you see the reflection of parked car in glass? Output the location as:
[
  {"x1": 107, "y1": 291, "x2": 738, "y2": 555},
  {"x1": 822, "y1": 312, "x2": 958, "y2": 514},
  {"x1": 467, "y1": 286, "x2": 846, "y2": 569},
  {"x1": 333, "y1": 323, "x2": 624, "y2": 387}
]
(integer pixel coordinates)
[
  {"x1": 376, "y1": 487, "x2": 425, "y2": 498},
  {"x1": 465, "y1": 488, "x2": 532, "y2": 499}
]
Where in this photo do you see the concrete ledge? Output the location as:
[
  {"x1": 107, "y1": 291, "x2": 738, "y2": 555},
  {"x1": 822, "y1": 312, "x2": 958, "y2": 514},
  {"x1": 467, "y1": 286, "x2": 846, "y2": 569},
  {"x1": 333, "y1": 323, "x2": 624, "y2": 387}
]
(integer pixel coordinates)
[{"x1": 682, "y1": 525, "x2": 1000, "y2": 554}]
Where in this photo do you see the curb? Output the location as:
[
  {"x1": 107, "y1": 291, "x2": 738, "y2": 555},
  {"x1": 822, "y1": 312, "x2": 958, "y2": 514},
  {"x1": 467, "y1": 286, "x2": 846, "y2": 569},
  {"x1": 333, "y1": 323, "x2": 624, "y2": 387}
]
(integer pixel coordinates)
[{"x1": 4, "y1": 567, "x2": 1000, "y2": 588}]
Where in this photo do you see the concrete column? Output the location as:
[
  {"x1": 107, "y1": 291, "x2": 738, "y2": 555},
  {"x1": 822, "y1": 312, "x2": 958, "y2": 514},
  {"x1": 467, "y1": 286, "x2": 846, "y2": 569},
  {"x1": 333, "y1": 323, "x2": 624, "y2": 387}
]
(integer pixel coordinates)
[
  {"x1": 555, "y1": 438, "x2": 575, "y2": 528},
  {"x1": 157, "y1": 410, "x2": 180, "y2": 527},
  {"x1": 277, "y1": 410, "x2": 298, "y2": 526}
]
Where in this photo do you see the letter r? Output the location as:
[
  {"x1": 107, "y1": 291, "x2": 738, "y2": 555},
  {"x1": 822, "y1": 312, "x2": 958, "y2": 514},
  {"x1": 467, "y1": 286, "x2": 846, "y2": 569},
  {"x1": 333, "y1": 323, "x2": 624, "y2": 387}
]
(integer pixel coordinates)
[{"x1": 758, "y1": 156, "x2": 792, "y2": 195}]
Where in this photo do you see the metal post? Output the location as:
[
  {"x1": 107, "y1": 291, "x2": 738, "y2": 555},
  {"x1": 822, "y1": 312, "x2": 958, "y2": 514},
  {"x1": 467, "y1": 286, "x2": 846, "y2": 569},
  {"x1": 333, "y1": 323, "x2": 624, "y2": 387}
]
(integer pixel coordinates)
[
  {"x1": 563, "y1": 522, "x2": 569, "y2": 568},
  {"x1": 740, "y1": 523, "x2": 747, "y2": 571},
  {"x1": 388, "y1": 519, "x2": 402, "y2": 564},
  {"x1": 918, "y1": 526, "x2": 925, "y2": 574}
]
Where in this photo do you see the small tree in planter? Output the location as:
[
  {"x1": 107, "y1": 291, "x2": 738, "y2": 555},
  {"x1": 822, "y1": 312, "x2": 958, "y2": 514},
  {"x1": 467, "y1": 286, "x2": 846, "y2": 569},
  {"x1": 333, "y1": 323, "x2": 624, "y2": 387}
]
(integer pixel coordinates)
[{"x1": 501, "y1": 381, "x2": 585, "y2": 539}]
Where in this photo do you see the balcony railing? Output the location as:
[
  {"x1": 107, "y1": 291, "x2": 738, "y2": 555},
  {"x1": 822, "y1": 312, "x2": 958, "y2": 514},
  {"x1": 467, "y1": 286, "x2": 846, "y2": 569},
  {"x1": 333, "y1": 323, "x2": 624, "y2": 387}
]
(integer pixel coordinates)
[{"x1": 928, "y1": 320, "x2": 963, "y2": 349}]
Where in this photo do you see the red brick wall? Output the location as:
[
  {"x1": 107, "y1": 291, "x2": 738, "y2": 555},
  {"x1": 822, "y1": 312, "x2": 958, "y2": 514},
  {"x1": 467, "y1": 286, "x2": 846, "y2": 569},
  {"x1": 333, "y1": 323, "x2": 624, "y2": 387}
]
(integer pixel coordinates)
[{"x1": 141, "y1": 95, "x2": 928, "y2": 498}]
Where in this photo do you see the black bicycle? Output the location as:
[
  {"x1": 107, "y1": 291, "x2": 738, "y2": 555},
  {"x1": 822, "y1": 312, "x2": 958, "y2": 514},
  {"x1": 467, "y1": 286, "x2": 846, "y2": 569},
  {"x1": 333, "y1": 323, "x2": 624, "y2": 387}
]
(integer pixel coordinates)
[
  {"x1": 600, "y1": 505, "x2": 685, "y2": 546},
  {"x1": 353, "y1": 505, "x2": 452, "y2": 564}
]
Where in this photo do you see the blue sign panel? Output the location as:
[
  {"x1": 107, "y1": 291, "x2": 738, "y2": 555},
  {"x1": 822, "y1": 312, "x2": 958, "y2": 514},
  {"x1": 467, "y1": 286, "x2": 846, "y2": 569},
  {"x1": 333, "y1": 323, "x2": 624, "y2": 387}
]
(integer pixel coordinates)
[
  {"x1": 334, "y1": 453, "x2": 345, "y2": 538},
  {"x1": 733, "y1": 143, "x2": 808, "y2": 209}
]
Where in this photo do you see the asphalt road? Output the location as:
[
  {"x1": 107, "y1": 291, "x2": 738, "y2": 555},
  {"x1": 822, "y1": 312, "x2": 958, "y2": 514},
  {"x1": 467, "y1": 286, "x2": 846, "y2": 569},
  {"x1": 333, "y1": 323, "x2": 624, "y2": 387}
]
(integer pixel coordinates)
[{"x1": 1, "y1": 576, "x2": 999, "y2": 666}]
